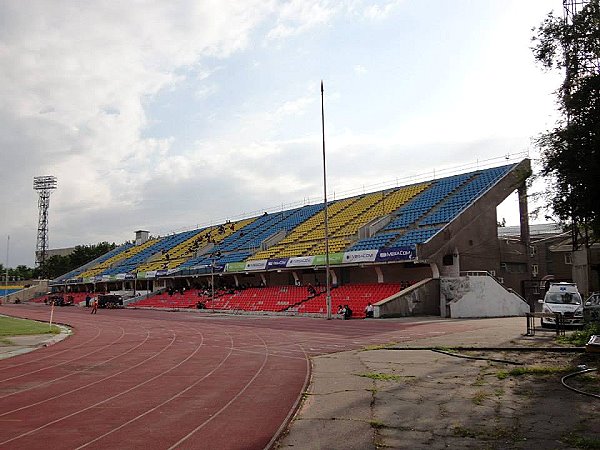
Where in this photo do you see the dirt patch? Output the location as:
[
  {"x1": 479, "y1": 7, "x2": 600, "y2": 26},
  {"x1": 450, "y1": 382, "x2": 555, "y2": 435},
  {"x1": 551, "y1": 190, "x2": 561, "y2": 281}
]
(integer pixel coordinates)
[{"x1": 363, "y1": 349, "x2": 599, "y2": 449}]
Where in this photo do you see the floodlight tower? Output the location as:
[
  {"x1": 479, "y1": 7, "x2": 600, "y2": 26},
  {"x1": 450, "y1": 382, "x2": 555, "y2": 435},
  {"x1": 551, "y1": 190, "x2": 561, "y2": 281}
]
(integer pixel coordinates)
[{"x1": 33, "y1": 176, "x2": 58, "y2": 267}]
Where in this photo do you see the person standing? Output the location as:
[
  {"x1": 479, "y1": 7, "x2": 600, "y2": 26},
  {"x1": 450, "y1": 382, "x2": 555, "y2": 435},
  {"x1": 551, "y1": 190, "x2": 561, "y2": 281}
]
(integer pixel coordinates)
[{"x1": 91, "y1": 298, "x2": 98, "y2": 314}]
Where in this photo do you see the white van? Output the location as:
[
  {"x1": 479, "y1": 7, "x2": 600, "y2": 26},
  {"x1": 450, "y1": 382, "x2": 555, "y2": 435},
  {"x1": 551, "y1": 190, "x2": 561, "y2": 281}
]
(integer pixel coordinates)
[{"x1": 539, "y1": 282, "x2": 584, "y2": 327}]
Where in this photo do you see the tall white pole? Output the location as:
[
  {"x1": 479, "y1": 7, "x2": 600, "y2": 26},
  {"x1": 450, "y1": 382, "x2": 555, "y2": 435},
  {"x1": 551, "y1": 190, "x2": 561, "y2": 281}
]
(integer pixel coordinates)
[{"x1": 321, "y1": 81, "x2": 332, "y2": 320}]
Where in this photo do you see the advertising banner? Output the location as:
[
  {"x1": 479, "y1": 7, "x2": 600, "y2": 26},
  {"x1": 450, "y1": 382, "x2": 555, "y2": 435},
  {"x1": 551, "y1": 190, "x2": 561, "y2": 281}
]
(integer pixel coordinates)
[
  {"x1": 267, "y1": 258, "x2": 289, "y2": 270},
  {"x1": 145, "y1": 271, "x2": 157, "y2": 279},
  {"x1": 286, "y1": 256, "x2": 315, "y2": 267},
  {"x1": 375, "y1": 246, "x2": 415, "y2": 262},
  {"x1": 125, "y1": 273, "x2": 135, "y2": 280},
  {"x1": 115, "y1": 274, "x2": 126, "y2": 280},
  {"x1": 313, "y1": 253, "x2": 344, "y2": 266},
  {"x1": 226, "y1": 262, "x2": 246, "y2": 273},
  {"x1": 156, "y1": 270, "x2": 168, "y2": 277},
  {"x1": 245, "y1": 260, "x2": 268, "y2": 271},
  {"x1": 342, "y1": 250, "x2": 378, "y2": 264}
]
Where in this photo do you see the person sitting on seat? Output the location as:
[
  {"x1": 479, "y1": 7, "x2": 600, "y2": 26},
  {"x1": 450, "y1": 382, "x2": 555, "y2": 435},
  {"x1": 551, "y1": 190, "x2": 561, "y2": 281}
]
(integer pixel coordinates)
[{"x1": 343, "y1": 304, "x2": 352, "y2": 320}]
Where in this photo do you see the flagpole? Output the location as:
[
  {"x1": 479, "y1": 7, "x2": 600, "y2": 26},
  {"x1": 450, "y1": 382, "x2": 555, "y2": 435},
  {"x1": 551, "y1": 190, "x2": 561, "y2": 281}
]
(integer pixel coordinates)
[{"x1": 321, "y1": 81, "x2": 332, "y2": 320}]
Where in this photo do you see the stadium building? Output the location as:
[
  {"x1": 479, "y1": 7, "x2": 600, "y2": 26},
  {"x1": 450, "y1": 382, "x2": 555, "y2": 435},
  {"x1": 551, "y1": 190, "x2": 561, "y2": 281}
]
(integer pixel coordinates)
[{"x1": 47, "y1": 158, "x2": 536, "y2": 318}]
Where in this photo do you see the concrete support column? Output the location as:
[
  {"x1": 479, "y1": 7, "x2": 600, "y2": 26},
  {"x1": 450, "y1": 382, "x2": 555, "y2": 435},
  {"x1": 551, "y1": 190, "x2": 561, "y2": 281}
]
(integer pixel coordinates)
[
  {"x1": 329, "y1": 269, "x2": 338, "y2": 287},
  {"x1": 374, "y1": 266, "x2": 384, "y2": 283},
  {"x1": 518, "y1": 183, "x2": 530, "y2": 247}
]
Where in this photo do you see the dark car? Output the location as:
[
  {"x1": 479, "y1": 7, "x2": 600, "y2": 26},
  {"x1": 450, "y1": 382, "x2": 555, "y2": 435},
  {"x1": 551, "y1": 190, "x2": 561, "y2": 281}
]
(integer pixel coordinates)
[
  {"x1": 583, "y1": 293, "x2": 600, "y2": 324},
  {"x1": 98, "y1": 294, "x2": 123, "y2": 308}
]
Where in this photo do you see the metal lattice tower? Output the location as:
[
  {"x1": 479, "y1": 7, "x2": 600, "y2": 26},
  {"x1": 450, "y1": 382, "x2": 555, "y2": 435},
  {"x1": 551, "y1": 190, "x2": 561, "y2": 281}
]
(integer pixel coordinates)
[
  {"x1": 563, "y1": 0, "x2": 600, "y2": 81},
  {"x1": 33, "y1": 176, "x2": 58, "y2": 266}
]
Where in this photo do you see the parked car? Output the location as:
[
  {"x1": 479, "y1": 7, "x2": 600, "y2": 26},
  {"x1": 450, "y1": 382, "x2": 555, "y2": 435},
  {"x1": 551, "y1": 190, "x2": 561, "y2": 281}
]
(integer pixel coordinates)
[
  {"x1": 584, "y1": 293, "x2": 600, "y2": 324},
  {"x1": 538, "y1": 282, "x2": 584, "y2": 327}
]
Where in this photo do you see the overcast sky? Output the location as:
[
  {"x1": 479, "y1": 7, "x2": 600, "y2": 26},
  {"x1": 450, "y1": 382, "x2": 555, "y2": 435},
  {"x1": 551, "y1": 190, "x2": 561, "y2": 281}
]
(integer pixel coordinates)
[{"x1": 1, "y1": 0, "x2": 563, "y2": 268}]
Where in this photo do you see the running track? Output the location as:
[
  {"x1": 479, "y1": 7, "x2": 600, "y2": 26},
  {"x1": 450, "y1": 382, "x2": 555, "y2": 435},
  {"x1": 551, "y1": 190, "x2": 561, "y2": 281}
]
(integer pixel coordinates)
[{"x1": 0, "y1": 304, "x2": 482, "y2": 449}]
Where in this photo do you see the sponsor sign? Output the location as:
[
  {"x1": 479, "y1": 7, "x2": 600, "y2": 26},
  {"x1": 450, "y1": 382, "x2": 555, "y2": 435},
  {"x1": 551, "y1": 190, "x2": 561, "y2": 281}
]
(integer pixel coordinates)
[
  {"x1": 313, "y1": 253, "x2": 344, "y2": 266},
  {"x1": 226, "y1": 262, "x2": 246, "y2": 273},
  {"x1": 166, "y1": 268, "x2": 180, "y2": 276},
  {"x1": 125, "y1": 273, "x2": 135, "y2": 280},
  {"x1": 137, "y1": 272, "x2": 147, "y2": 280},
  {"x1": 156, "y1": 270, "x2": 168, "y2": 277},
  {"x1": 376, "y1": 246, "x2": 415, "y2": 262},
  {"x1": 145, "y1": 271, "x2": 157, "y2": 279},
  {"x1": 286, "y1": 256, "x2": 315, "y2": 267},
  {"x1": 115, "y1": 274, "x2": 126, "y2": 280},
  {"x1": 245, "y1": 260, "x2": 268, "y2": 271},
  {"x1": 342, "y1": 250, "x2": 378, "y2": 264},
  {"x1": 267, "y1": 258, "x2": 289, "y2": 269}
]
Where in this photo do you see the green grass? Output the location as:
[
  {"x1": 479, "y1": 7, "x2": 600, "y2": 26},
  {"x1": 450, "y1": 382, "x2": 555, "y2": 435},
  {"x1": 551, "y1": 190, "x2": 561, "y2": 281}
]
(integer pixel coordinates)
[
  {"x1": 496, "y1": 365, "x2": 574, "y2": 379},
  {"x1": 0, "y1": 316, "x2": 61, "y2": 337},
  {"x1": 472, "y1": 390, "x2": 489, "y2": 405},
  {"x1": 562, "y1": 432, "x2": 600, "y2": 449},
  {"x1": 362, "y1": 342, "x2": 397, "y2": 351},
  {"x1": 355, "y1": 372, "x2": 406, "y2": 382},
  {"x1": 369, "y1": 420, "x2": 386, "y2": 429},
  {"x1": 557, "y1": 324, "x2": 600, "y2": 346}
]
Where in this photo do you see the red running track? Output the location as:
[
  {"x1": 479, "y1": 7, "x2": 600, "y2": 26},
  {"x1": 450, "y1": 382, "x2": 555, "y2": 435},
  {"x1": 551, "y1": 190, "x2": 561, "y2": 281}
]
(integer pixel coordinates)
[{"x1": 0, "y1": 304, "x2": 481, "y2": 449}]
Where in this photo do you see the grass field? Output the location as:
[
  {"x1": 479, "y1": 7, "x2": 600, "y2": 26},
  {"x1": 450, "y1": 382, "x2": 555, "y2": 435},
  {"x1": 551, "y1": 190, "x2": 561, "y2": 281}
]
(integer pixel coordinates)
[{"x1": 0, "y1": 316, "x2": 61, "y2": 338}]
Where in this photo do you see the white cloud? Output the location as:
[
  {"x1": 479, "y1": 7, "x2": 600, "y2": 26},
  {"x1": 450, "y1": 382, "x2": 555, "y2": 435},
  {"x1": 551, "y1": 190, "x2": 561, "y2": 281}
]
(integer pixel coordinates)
[
  {"x1": 266, "y1": 0, "x2": 338, "y2": 40},
  {"x1": 363, "y1": 0, "x2": 403, "y2": 20},
  {"x1": 353, "y1": 64, "x2": 367, "y2": 75}
]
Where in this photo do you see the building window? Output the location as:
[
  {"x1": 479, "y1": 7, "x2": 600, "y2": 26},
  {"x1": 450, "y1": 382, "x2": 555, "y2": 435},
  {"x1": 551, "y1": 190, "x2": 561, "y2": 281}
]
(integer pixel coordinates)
[
  {"x1": 500, "y1": 262, "x2": 527, "y2": 273},
  {"x1": 532, "y1": 264, "x2": 539, "y2": 277},
  {"x1": 565, "y1": 252, "x2": 573, "y2": 265},
  {"x1": 530, "y1": 246, "x2": 537, "y2": 257}
]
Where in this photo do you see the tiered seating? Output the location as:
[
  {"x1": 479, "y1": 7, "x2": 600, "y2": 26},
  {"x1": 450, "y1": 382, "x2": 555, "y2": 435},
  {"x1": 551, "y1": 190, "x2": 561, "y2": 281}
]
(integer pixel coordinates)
[
  {"x1": 292, "y1": 283, "x2": 404, "y2": 317},
  {"x1": 56, "y1": 243, "x2": 134, "y2": 281},
  {"x1": 101, "y1": 230, "x2": 204, "y2": 275},
  {"x1": 80, "y1": 239, "x2": 157, "y2": 278},
  {"x1": 250, "y1": 197, "x2": 360, "y2": 259},
  {"x1": 420, "y1": 165, "x2": 512, "y2": 226},
  {"x1": 391, "y1": 228, "x2": 441, "y2": 247},
  {"x1": 348, "y1": 232, "x2": 400, "y2": 251},
  {"x1": 384, "y1": 173, "x2": 472, "y2": 231},
  {"x1": 179, "y1": 205, "x2": 324, "y2": 268},
  {"x1": 314, "y1": 184, "x2": 428, "y2": 254},
  {"x1": 202, "y1": 286, "x2": 310, "y2": 312},
  {"x1": 137, "y1": 218, "x2": 256, "y2": 272}
]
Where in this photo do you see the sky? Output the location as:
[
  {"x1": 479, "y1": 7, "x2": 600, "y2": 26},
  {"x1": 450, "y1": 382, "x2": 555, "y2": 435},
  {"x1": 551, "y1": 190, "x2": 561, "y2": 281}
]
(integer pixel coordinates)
[{"x1": 0, "y1": 0, "x2": 564, "y2": 268}]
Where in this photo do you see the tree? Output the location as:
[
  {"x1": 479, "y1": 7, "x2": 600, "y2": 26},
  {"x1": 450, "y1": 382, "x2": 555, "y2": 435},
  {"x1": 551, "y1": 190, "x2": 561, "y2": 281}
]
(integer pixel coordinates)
[{"x1": 532, "y1": 1, "x2": 600, "y2": 246}]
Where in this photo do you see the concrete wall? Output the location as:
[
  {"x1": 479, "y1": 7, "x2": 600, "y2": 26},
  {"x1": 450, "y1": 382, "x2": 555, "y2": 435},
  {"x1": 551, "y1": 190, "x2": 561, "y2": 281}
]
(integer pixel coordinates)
[
  {"x1": 441, "y1": 275, "x2": 529, "y2": 318},
  {"x1": 5, "y1": 280, "x2": 49, "y2": 303},
  {"x1": 375, "y1": 278, "x2": 440, "y2": 318}
]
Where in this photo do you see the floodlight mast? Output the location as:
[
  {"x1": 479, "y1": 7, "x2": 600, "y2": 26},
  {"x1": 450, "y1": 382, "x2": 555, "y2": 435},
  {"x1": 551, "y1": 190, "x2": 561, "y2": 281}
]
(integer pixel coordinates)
[
  {"x1": 321, "y1": 81, "x2": 332, "y2": 320},
  {"x1": 33, "y1": 176, "x2": 58, "y2": 268}
]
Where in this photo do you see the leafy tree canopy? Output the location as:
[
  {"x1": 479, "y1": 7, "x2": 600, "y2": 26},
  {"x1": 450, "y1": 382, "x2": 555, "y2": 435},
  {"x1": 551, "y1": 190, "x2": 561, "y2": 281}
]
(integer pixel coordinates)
[
  {"x1": 2, "y1": 242, "x2": 117, "y2": 281},
  {"x1": 532, "y1": 1, "x2": 600, "y2": 244}
]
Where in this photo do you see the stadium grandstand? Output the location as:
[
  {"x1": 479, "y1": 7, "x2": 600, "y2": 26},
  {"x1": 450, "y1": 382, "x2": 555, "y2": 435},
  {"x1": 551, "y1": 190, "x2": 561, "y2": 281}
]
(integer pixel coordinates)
[{"x1": 42, "y1": 158, "x2": 533, "y2": 319}]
